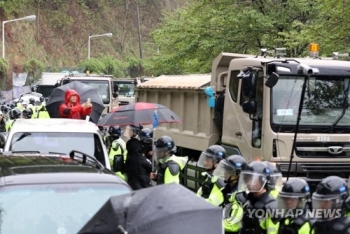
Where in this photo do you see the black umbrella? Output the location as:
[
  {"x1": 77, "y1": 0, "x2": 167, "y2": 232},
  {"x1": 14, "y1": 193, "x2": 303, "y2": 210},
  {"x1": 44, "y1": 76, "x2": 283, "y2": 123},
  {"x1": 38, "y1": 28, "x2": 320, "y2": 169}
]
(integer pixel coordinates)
[
  {"x1": 98, "y1": 102, "x2": 181, "y2": 126},
  {"x1": 78, "y1": 183, "x2": 222, "y2": 234},
  {"x1": 46, "y1": 81, "x2": 104, "y2": 124}
]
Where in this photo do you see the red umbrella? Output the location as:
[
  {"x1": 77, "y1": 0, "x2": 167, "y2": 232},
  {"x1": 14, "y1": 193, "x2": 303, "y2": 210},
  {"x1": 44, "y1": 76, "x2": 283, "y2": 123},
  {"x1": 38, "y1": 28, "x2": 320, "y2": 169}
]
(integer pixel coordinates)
[{"x1": 98, "y1": 102, "x2": 182, "y2": 126}]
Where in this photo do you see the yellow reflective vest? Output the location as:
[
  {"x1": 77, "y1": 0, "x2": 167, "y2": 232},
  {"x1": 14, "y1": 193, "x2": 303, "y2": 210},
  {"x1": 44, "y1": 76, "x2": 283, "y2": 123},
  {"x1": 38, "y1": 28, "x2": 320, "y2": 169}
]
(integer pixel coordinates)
[
  {"x1": 197, "y1": 172, "x2": 225, "y2": 207},
  {"x1": 109, "y1": 138, "x2": 127, "y2": 180}
]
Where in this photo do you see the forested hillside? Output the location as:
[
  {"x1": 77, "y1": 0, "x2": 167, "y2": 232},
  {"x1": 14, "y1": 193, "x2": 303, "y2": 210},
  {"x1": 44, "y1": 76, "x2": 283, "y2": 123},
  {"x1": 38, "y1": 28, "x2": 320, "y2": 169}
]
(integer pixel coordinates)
[{"x1": 0, "y1": 0, "x2": 187, "y2": 88}]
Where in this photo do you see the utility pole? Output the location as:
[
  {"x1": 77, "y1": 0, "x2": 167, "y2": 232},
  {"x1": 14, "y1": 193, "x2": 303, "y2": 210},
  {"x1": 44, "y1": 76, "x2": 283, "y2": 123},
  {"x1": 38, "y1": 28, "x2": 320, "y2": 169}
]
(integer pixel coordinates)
[{"x1": 136, "y1": 0, "x2": 143, "y2": 59}]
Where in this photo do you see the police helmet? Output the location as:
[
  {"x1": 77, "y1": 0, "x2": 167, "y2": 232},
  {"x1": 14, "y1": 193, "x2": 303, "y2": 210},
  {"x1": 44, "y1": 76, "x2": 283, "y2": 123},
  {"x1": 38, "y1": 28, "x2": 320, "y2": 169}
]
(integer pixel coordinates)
[
  {"x1": 197, "y1": 145, "x2": 226, "y2": 169},
  {"x1": 213, "y1": 155, "x2": 247, "y2": 181},
  {"x1": 22, "y1": 108, "x2": 33, "y2": 119},
  {"x1": 238, "y1": 161, "x2": 271, "y2": 193},
  {"x1": 263, "y1": 161, "x2": 283, "y2": 191},
  {"x1": 138, "y1": 128, "x2": 153, "y2": 144},
  {"x1": 108, "y1": 125, "x2": 121, "y2": 137},
  {"x1": 9, "y1": 108, "x2": 21, "y2": 119},
  {"x1": 29, "y1": 98, "x2": 35, "y2": 105},
  {"x1": 154, "y1": 135, "x2": 174, "y2": 151},
  {"x1": 153, "y1": 135, "x2": 175, "y2": 160},
  {"x1": 277, "y1": 178, "x2": 310, "y2": 211},
  {"x1": 9, "y1": 102, "x2": 16, "y2": 109},
  {"x1": 312, "y1": 176, "x2": 348, "y2": 219}
]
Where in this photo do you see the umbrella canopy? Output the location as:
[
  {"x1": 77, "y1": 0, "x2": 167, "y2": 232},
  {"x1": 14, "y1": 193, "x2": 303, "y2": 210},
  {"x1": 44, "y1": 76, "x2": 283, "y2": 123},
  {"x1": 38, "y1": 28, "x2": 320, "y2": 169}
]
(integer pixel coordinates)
[
  {"x1": 78, "y1": 183, "x2": 222, "y2": 234},
  {"x1": 98, "y1": 102, "x2": 181, "y2": 126},
  {"x1": 46, "y1": 81, "x2": 104, "y2": 124}
]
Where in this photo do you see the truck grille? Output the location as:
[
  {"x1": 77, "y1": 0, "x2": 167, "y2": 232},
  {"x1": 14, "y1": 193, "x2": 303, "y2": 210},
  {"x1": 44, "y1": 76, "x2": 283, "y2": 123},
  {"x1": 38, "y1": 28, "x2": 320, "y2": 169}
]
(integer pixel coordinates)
[{"x1": 295, "y1": 142, "x2": 350, "y2": 158}]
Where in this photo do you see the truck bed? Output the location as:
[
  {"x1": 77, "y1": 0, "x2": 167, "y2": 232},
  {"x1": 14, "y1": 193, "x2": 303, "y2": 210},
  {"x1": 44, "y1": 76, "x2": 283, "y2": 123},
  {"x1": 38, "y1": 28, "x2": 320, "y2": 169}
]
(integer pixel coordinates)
[{"x1": 135, "y1": 74, "x2": 219, "y2": 152}]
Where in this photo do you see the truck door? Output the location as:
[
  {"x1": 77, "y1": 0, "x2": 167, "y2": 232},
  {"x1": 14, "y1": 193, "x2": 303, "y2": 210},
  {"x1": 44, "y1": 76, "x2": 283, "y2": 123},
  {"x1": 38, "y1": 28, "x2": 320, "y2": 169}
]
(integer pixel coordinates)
[{"x1": 222, "y1": 69, "x2": 263, "y2": 161}]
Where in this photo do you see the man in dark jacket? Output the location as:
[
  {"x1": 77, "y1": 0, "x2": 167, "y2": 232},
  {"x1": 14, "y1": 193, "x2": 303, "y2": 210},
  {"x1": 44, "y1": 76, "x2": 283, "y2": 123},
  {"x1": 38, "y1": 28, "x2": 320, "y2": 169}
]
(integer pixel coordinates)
[{"x1": 124, "y1": 125, "x2": 153, "y2": 190}]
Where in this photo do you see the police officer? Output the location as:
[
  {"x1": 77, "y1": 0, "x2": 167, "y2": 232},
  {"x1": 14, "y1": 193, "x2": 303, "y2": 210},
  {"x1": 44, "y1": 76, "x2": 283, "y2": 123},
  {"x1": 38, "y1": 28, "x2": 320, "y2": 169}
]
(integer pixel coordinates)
[
  {"x1": 215, "y1": 155, "x2": 247, "y2": 206},
  {"x1": 311, "y1": 176, "x2": 350, "y2": 234},
  {"x1": 275, "y1": 178, "x2": 311, "y2": 234},
  {"x1": 108, "y1": 126, "x2": 127, "y2": 180},
  {"x1": 16, "y1": 99, "x2": 23, "y2": 110},
  {"x1": 6, "y1": 108, "x2": 21, "y2": 132},
  {"x1": 22, "y1": 108, "x2": 33, "y2": 119},
  {"x1": 196, "y1": 145, "x2": 227, "y2": 206},
  {"x1": 236, "y1": 161, "x2": 278, "y2": 234},
  {"x1": 138, "y1": 128, "x2": 153, "y2": 161},
  {"x1": 152, "y1": 135, "x2": 186, "y2": 185},
  {"x1": 36, "y1": 97, "x2": 50, "y2": 119},
  {"x1": 264, "y1": 162, "x2": 283, "y2": 198},
  {"x1": 28, "y1": 98, "x2": 37, "y2": 118},
  {"x1": 213, "y1": 155, "x2": 247, "y2": 234}
]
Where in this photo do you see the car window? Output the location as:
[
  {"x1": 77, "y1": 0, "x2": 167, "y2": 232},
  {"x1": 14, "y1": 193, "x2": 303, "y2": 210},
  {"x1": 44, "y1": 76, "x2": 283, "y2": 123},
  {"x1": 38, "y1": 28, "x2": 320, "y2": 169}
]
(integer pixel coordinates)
[{"x1": 0, "y1": 183, "x2": 131, "y2": 234}]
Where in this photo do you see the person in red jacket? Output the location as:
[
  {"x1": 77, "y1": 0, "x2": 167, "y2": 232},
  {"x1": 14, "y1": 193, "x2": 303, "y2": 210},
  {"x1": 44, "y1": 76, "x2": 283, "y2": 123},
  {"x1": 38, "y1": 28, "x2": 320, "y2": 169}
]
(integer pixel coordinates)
[{"x1": 59, "y1": 89, "x2": 92, "y2": 119}]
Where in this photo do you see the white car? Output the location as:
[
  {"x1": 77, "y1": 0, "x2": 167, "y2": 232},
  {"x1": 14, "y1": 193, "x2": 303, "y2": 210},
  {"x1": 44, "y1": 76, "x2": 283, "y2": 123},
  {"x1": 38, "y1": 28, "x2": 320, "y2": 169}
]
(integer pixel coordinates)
[{"x1": 2, "y1": 118, "x2": 111, "y2": 169}]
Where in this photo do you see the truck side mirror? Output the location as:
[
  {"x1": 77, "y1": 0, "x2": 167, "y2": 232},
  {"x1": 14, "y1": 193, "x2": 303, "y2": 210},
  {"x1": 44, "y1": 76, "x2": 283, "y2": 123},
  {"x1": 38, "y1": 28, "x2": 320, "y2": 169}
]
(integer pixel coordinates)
[
  {"x1": 242, "y1": 100, "x2": 257, "y2": 115},
  {"x1": 265, "y1": 72, "x2": 279, "y2": 88},
  {"x1": 112, "y1": 92, "x2": 118, "y2": 98},
  {"x1": 113, "y1": 84, "x2": 119, "y2": 93}
]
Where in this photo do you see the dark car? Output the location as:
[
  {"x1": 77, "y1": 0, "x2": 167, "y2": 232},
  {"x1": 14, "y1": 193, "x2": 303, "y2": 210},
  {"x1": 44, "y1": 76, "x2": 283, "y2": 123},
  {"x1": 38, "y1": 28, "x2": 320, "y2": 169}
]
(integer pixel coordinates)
[{"x1": 0, "y1": 151, "x2": 132, "y2": 234}]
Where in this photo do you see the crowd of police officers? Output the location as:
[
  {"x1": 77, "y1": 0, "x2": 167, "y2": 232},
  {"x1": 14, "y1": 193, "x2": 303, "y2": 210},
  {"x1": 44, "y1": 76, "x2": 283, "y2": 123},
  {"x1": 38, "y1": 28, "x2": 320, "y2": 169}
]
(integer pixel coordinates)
[
  {"x1": 0, "y1": 97, "x2": 50, "y2": 132},
  {"x1": 104, "y1": 125, "x2": 350, "y2": 234}
]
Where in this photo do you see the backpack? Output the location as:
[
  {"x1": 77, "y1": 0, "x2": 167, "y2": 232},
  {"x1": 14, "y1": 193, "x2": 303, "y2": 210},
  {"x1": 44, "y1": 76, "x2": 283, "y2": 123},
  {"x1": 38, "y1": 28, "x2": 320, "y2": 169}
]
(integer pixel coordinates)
[{"x1": 109, "y1": 140, "x2": 125, "y2": 173}]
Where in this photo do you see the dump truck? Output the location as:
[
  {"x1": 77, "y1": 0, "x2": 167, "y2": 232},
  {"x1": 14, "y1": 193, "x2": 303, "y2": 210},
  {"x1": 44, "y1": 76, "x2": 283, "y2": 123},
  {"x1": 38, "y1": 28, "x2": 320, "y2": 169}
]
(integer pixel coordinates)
[
  {"x1": 135, "y1": 46, "x2": 350, "y2": 191},
  {"x1": 55, "y1": 74, "x2": 119, "y2": 115}
]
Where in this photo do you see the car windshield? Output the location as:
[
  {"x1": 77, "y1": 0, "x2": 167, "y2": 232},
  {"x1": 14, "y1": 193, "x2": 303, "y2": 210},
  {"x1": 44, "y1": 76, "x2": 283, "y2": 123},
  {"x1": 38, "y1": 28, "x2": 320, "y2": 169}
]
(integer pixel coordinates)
[
  {"x1": 63, "y1": 79, "x2": 110, "y2": 104},
  {"x1": 0, "y1": 183, "x2": 130, "y2": 234},
  {"x1": 9, "y1": 132, "x2": 105, "y2": 164},
  {"x1": 271, "y1": 75, "x2": 350, "y2": 126}
]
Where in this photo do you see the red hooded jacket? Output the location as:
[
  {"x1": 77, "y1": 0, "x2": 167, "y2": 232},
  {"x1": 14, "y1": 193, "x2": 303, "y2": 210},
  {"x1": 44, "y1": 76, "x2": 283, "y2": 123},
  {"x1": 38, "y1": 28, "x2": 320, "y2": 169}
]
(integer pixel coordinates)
[{"x1": 59, "y1": 89, "x2": 92, "y2": 119}]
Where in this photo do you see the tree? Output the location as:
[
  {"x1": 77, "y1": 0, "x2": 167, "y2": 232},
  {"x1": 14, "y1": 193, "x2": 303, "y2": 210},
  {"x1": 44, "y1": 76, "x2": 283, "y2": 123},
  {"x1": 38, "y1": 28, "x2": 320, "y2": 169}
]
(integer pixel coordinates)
[{"x1": 145, "y1": 0, "x2": 320, "y2": 75}]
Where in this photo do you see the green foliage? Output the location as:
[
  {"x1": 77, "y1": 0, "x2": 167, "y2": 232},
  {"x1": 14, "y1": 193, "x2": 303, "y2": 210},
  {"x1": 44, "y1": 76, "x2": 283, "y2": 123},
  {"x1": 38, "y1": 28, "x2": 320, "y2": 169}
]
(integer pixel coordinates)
[
  {"x1": 99, "y1": 55, "x2": 126, "y2": 78},
  {"x1": 125, "y1": 56, "x2": 143, "y2": 78},
  {"x1": 78, "y1": 58, "x2": 105, "y2": 74},
  {"x1": 24, "y1": 58, "x2": 44, "y2": 81}
]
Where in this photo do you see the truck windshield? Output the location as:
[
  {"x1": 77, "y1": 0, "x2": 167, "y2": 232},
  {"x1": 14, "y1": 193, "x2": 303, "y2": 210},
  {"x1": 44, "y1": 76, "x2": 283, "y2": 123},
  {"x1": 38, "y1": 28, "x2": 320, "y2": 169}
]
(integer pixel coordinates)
[
  {"x1": 64, "y1": 80, "x2": 110, "y2": 104},
  {"x1": 9, "y1": 132, "x2": 105, "y2": 165},
  {"x1": 0, "y1": 183, "x2": 130, "y2": 234},
  {"x1": 271, "y1": 76, "x2": 350, "y2": 127},
  {"x1": 118, "y1": 83, "x2": 134, "y2": 96}
]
